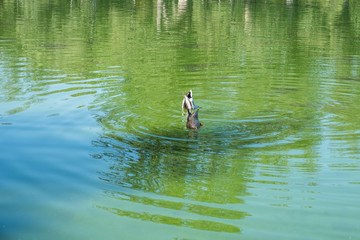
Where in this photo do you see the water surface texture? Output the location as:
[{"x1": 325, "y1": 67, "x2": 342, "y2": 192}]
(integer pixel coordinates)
[{"x1": 1, "y1": 0, "x2": 360, "y2": 239}]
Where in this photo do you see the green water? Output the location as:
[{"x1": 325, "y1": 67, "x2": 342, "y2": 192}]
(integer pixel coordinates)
[{"x1": 1, "y1": 0, "x2": 360, "y2": 239}]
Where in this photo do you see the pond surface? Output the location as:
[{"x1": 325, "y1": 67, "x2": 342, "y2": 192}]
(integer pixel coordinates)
[{"x1": 1, "y1": 0, "x2": 360, "y2": 239}]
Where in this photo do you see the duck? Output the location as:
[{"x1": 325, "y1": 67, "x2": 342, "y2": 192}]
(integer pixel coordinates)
[
  {"x1": 186, "y1": 109, "x2": 203, "y2": 130},
  {"x1": 182, "y1": 90, "x2": 199, "y2": 113}
]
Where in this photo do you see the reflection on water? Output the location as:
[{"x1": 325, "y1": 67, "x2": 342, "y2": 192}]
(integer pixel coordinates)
[
  {"x1": 97, "y1": 188, "x2": 248, "y2": 233},
  {"x1": 97, "y1": 204, "x2": 241, "y2": 233},
  {"x1": 1, "y1": 0, "x2": 360, "y2": 239},
  {"x1": 92, "y1": 89, "x2": 323, "y2": 232}
]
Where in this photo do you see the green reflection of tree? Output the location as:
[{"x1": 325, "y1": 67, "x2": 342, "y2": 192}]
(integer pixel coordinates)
[
  {"x1": 97, "y1": 129, "x2": 254, "y2": 202},
  {"x1": 1, "y1": 0, "x2": 359, "y2": 113},
  {"x1": 96, "y1": 204, "x2": 241, "y2": 233},
  {"x1": 93, "y1": 127, "x2": 253, "y2": 232}
]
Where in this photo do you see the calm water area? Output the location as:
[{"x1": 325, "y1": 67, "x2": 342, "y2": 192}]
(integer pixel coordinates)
[{"x1": 1, "y1": 0, "x2": 360, "y2": 239}]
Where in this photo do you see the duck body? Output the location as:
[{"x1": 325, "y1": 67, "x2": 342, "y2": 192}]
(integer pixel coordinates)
[{"x1": 186, "y1": 109, "x2": 202, "y2": 130}]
